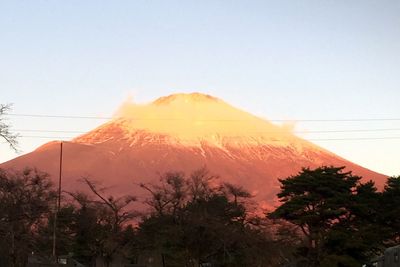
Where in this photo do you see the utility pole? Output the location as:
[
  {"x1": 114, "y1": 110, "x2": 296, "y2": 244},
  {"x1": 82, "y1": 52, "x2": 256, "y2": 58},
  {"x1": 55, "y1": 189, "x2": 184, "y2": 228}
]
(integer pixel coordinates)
[{"x1": 52, "y1": 141, "x2": 63, "y2": 262}]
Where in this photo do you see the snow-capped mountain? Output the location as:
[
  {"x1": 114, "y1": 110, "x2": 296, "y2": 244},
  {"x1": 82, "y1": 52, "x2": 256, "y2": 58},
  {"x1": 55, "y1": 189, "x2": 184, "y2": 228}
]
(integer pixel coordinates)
[{"x1": 0, "y1": 93, "x2": 387, "y2": 208}]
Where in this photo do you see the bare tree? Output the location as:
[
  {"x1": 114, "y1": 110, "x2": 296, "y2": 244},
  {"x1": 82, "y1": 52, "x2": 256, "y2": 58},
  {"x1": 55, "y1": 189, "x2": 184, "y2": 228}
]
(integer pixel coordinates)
[
  {"x1": 0, "y1": 104, "x2": 19, "y2": 152},
  {"x1": 139, "y1": 168, "x2": 220, "y2": 216},
  {"x1": 187, "y1": 168, "x2": 218, "y2": 201},
  {"x1": 82, "y1": 178, "x2": 137, "y2": 231},
  {"x1": 69, "y1": 178, "x2": 139, "y2": 267},
  {"x1": 223, "y1": 182, "x2": 251, "y2": 205},
  {"x1": 139, "y1": 172, "x2": 187, "y2": 217}
]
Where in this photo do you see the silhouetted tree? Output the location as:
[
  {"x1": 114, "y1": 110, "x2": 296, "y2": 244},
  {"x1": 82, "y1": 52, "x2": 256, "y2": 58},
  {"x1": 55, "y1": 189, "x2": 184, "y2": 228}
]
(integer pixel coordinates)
[
  {"x1": 381, "y1": 176, "x2": 400, "y2": 245},
  {"x1": 269, "y1": 166, "x2": 382, "y2": 266},
  {"x1": 0, "y1": 168, "x2": 56, "y2": 267},
  {"x1": 321, "y1": 181, "x2": 383, "y2": 266},
  {"x1": 140, "y1": 171, "x2": 187, "y2": 217},
  {"x1": 35, "y1": 204, "x2": 77, "y2": 263},
  {"x1": 138, "y1": 169, "x2": 280, "y2": 267},
  {"x1": 79, "y1": 178, "x2": 137, "y2": 267},
  {"x1": 0, "y1": 104, "x2": 19, "y2": 151}
]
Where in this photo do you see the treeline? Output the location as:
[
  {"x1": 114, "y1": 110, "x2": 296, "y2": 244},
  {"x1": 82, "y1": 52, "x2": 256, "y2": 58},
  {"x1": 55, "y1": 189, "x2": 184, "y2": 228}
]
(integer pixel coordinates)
[{"x1": 0, "y1": 167, "x2": 399, "y2": 267}]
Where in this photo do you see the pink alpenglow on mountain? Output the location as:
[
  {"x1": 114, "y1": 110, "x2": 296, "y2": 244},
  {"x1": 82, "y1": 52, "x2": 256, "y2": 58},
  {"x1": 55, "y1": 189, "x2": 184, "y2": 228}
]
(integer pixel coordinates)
[{"x1": 0, "y1": 93, "x2": 387, "y2": 209}]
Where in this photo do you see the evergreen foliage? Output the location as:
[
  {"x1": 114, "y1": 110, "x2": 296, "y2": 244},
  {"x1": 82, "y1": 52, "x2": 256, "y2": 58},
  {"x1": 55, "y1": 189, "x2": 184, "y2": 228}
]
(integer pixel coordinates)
[{"x1": 269, "y1": 166, "x2": 389, "y2": 266}]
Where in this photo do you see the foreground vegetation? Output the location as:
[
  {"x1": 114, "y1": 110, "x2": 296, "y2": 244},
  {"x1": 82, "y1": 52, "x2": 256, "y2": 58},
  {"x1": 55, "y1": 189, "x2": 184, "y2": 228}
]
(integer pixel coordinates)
[{"x1": 0, "y1": 166, "x2": 399, "y2": 267}]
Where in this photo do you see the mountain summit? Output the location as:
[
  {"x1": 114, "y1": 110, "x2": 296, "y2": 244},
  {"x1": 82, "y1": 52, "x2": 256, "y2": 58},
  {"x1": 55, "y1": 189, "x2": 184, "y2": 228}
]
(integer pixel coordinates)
[
  {"x1": 76, "y1": 92, "x2": 295, "y2": 147},
  {"x1": 152, "y1": 92, "x2": 221, "y2": 104},
  {"x1": 0, "y1": 93, "x2": 387, "y2": 208}
]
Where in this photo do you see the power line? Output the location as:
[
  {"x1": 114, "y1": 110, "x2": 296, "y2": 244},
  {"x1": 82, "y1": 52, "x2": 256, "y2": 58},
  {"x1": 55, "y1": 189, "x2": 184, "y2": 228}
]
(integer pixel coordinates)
[
  {"x1": 16, "y1": 129, "x2": 85, "y2": 134},
  {"x1": 5, "y1": 113, "x2": 400, "y2": 122},
  {"x1": 13, "y1": 128, "x2": 400, "y2": 134},
  {"x1": 6, "y1": 113, "x2": 111, "y2": 120},
  {"x1": 310, "y1": 137, "x2": 400, "y2": 141},
  {"x1": 17, "y1": 135, "x2": 400, "y2": 141},
  {"x1": 19, "y1": 135, "x2": 76, "y2": 139},
  {"x1": 295, "y1": 128, "x2": 400, "y2": 133}
]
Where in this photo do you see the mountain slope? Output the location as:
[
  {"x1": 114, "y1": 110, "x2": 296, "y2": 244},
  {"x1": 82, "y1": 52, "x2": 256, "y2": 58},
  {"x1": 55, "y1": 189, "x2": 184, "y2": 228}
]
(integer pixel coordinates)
[{"x1": 0, "y1": 93, "x2": 387, "y2": 208}]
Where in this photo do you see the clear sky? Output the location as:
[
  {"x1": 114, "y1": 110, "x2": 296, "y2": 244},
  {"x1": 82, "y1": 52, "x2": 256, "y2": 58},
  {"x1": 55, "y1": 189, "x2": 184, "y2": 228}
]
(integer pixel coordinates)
[{"x1": 0, "y1": 1, "x2": 399, "y2": 176}]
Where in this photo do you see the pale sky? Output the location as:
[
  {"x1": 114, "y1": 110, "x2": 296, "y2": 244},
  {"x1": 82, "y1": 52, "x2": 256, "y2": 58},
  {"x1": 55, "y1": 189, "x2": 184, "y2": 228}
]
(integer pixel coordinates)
[{"x1": 0, "y1": 1, "x2": 399, "y2": 176}]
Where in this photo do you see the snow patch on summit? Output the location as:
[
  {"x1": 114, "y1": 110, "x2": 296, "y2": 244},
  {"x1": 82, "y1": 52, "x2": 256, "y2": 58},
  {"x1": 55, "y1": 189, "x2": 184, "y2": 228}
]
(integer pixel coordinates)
[{"x1": 73, "y1": 93, "x2": 326, "y2": 159}]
